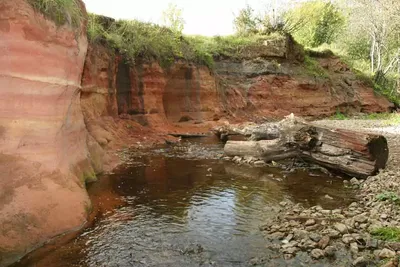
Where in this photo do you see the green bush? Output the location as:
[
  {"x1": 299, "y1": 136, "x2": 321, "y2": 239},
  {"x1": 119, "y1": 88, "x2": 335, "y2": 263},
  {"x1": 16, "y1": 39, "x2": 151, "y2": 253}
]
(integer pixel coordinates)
[
  {"x1": 28, "y1": 0, "x2": 84, "y2": 28},
  {"x1": 286, "y1": 1, "x2": 345, "y2": 47}
]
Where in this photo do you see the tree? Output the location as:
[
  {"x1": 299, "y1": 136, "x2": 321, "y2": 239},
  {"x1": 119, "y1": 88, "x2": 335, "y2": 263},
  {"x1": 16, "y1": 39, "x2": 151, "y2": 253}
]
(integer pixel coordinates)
[
  {"x1": 285, "y1": 1, "x2": 345, "y2": 47},
  {"x1": 233, "y1": 5, "x2": 258, "y2": 36},
  {"x1": 162, "y1": 3, "x2": 185, "y2": 34},
  {"x1": 349, "y1": 0, "x2": 400, "y2": 75}
]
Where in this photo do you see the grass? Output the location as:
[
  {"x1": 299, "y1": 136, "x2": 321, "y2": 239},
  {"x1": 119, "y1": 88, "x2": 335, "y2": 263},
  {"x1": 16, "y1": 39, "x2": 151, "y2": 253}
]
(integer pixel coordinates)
[
  {"x1": 28, "y1": 0, "x2": 84, "y2": 29},
  {"x1": 87, "y1": 14, "x2": 286, "y2": 69},
  {"x1": 376, "y1": 191, "x2": 400, "y2": 203},
  {"x1": 330, "y1": 111, "x2": 348, "y2": 120},
  {"x1": 361, "y1": 113, "x2": 400, "y2": 126},
  {"x1": 371, "y1": 227, "x2": 400, "y2": 242},
  {"x1": 303, "y1": 55, "x2": 329, "y2": 78}
]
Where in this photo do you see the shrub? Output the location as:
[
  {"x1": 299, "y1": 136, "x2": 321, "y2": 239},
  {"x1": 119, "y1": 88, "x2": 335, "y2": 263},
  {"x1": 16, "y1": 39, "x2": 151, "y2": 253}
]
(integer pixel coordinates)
[
  {"x1": 28, "y1": 0, "x2": 84, "y2": 28},
  {"x1": 285, "y1": 1, "x2": 345, "y2": 47}
]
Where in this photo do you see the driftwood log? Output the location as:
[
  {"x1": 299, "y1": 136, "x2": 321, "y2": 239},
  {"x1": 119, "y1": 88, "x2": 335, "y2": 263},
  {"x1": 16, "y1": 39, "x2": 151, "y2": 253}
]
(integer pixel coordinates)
[{"x1": 223, "y1": 116, "x2": 389, "y2": 178}]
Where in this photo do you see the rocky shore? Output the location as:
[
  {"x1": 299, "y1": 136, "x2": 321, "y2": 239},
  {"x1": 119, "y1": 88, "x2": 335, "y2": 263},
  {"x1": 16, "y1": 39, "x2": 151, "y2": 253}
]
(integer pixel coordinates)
[{"x1": 259, "y1": 119, "x2": 400, "y2": 267}]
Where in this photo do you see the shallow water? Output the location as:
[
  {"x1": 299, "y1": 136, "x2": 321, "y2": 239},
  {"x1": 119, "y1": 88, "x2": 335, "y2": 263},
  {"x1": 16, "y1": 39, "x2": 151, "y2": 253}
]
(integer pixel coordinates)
[{"x1": 14, "y1": 137, "x2": 354, "y2": 267}]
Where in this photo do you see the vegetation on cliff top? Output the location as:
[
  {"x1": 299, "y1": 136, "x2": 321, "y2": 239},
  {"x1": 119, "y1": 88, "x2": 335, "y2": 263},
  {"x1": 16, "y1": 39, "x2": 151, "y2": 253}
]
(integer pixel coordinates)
[
  {"x1": 87, "y1": 12, "x2": 283, "y2": 69},
  {"x1": 28, "y1": 0, "x2": 84, "y2": 28}
]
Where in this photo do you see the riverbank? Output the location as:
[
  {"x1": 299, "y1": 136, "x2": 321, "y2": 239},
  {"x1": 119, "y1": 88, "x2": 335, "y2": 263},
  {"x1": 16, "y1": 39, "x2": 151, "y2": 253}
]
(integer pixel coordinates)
[{"x1": 260, "y1": 119, "x2": 400, "y2": 266}]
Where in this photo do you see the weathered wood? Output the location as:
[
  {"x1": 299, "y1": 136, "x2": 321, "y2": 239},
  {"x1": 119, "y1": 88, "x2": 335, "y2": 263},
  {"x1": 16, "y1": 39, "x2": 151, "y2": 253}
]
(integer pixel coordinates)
[
  {"x1": 223, "y1": 116, "x2": 389, "y2": 178},
  {"x1": 224, "y1": 140, "x2": 298, "y2": 161}
]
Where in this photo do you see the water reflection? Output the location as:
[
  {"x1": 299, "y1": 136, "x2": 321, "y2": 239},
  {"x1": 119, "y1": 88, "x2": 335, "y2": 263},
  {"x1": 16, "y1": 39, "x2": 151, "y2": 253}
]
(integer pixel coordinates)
[{"x1": 14, "y1": 138, "x2": 354, "y2": 267}]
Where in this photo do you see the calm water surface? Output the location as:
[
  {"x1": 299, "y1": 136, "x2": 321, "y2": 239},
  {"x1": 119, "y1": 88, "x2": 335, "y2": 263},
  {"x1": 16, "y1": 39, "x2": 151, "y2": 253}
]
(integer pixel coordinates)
[{"x1": 15, "y1": 137, "x2": 354, "y2": 267}]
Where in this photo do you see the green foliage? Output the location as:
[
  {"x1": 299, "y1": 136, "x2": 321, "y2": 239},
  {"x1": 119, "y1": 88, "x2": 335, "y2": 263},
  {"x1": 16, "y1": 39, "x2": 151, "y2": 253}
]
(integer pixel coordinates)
[
  {"x1": 233, "y1": 4, "x2": 258, "y2": 36},
  {"x1": 162, "y1": 3, "x2": 185, "y2": 34},
  {"x1": 371, "y1": 227, "x2": 400, "y2": 242},
  {"x1": 186, "y1": 33, "x2": 283, "y2": 60},
  {"x1": 376, "y1": 192, "x2": 400, "y2": 203},
  {"x1": 86, "y1": 16, "x2": 215, "y2": 69},
  {"x1": 286, "y1": 1, "x2": 345, "y2": 47},
  {"x1": 28, "y1": 0, "x2": 84, "y2": 29},
  {"x1": 331, "y1": 111, "x2": 348, "y2": 120},
  {"x1": 303, "y1": 55, "x2": 329, "y2": 78},
  {"x1": 87, "y1": 13, "x2": 104, "y2": 42}
]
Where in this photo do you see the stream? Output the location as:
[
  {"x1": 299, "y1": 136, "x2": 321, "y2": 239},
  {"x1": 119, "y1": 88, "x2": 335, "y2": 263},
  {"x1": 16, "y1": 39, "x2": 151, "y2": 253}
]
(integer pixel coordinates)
[{"x1": 14, "y1": 137, "x2": 354, "y2": 267}]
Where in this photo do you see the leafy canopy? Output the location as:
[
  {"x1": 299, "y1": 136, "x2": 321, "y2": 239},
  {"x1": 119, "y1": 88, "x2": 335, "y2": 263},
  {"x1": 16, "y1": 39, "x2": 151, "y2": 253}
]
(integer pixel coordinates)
[{"x1": 285, "y1": 1, "x2": 345, "y2": 48}]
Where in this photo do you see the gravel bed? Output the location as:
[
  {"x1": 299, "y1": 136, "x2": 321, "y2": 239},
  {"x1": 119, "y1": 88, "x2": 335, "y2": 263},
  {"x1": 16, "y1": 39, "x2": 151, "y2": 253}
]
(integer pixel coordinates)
[{"x1": 260, "y1": 120, "x2": 400, "y2": 267}]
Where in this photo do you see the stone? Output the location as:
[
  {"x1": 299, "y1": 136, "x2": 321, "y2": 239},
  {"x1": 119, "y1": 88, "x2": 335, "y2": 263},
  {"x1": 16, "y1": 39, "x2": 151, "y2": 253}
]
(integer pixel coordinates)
[
  {"x1": 279, "y1": 201, "x2": 288, "y2": 207},
  {"x1": 293, "y1": 229, "x2": 309, "y2": 240},
  {"x1": 366, "y1": 238, "x2": 379, "y2": 249},
  {"x1": 334, "y1": 223, "x2": 349, "y2": 234},
  {"x1": 350, "y1": 242, "x2": 359, "y2": 255},
  {"x1": 321, "y1": 228, "x2": 340, "y2": 238},
  {"x1": 324, "y1": 246, "x2": 336, "y2": 258},
  {"x1": 352, "y1": 256, "x2": 368, "y2": 267},
  {"x1": 350, "y1": 178, "x2": 360, "y2": 185},
  {"x1": 342, "y1": 234, "x2": 355, "y2": 244},
  {"x1": 310, "y1": 249, "x2": 325, "y2": 259},
  {"x1": 309, "y1": 233, "x2": 322, "y2": 242},
  {"x1": 305, "y1": 219, "x2": 316, "y2": 226},
  {"x1": 269, "y1": 231, "x2": 286, "y2": 240},
  {"x1": 354, "y1": 214, "x2": 369, "y2": 224},
  {"x1": 318, "y1": 236, "x2": 330, "y2": 249},
  {"x1": 379, "y1": 248, "x2": 396, "y2": 259},
  {"x1": 285, "y1": 234, "x2": 294, "y2": 242},
  {"x1": 254, "y1": 160, "x2": 266, "y2": 167}
]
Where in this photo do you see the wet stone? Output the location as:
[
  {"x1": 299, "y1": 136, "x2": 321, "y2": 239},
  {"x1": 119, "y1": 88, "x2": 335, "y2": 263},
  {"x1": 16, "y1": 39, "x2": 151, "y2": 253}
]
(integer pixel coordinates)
[
  {"x1": 309, "y1": 233, "x2": 322, "y2": 243},
  {"x1": 352, "y1": 256, "x2": 368, "y2": 267},
  {"x1": 334, "y1": 223, "x2": 349, "y2": 234},
  {"x1": 305, "y1": 219, "x2": 316, "y2": 226},
  {"x1": 324, "y1": 246, "x2": 336, "y2": 258},
  {"x1": 350, "y1": 242, "x2": 359, "y2": 256},
  {"x1": 379, "y1": 248, "x2": 396, "y2": 259},
  {"x1": 318, "y1": 236, "x2": 330, "y2": 249},
  {"x1": 310, "y1": 249, "x2": 325, "y2": 259}
]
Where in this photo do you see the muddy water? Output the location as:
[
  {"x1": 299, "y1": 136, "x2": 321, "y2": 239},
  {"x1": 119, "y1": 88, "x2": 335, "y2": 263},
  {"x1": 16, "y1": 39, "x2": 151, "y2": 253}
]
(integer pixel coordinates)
[{"x1": 15, "y1": 137, "x2": 354, "y2": 267}]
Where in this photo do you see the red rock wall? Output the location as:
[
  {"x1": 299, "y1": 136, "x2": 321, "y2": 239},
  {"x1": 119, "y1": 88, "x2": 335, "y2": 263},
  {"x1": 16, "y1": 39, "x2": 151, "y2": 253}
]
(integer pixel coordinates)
[
  {"x1": 0, "y1": 1, "x2": 95, "y2": 266},
  {"x1": 81, "y1": 44, "x2": 391, "y2": 140}
]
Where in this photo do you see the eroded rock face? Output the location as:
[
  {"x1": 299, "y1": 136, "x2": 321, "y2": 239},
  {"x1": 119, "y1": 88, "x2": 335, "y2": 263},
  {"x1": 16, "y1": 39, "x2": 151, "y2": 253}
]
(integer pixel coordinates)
[
  {"x1": 82, "y1": 42, "x2": 391, "y2": 139},
  {"x1": 0, "y1": 0, "x2": 93, "y2": 265}
]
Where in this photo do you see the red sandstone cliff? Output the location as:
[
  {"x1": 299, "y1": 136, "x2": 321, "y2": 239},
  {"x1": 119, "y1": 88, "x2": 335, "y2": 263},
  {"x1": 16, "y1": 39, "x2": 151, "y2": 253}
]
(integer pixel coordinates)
[{"x1": 0, "y1": 1, "x2": 96, "y2": 265}]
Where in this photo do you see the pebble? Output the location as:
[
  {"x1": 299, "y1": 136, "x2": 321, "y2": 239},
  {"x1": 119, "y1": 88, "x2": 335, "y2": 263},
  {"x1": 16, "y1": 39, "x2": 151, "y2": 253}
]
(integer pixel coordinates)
[
  {"x1": 350, "y1": 242, "x2": 359, "y2": 255},
  {"x1": 324, "y1": 246, "x2": 336, "y2": 257},
  {"x1": 309, "y1": 233, "x2": 322, "y2": 242},
  {"x1": 352, "y1": 256, "x2": 368, "y2": 267},
  {"x1": 350, "y1": 178, "x2": 360, "y2": 185},
  {"x1": 317, "y1": 236, "x2": 330, "y2": 249},
  {"x1": 342, "y1": 234, "x2": 354, "y2": 244},
  {"x1": 354, "y1": 214, "x2": 369, "y2": 223},
  {"x1": 305, "y1": 219, "x2": 316, "y2": 226},
  {"x1": 379, "y1": 248, "x2": 396, "y2": 259},
  {"x1": 310, "y1": 249, "x2": 325, "y2": 259},
  {"x1": 334, "y1": 223, "x2": 349, "y2": 234}
]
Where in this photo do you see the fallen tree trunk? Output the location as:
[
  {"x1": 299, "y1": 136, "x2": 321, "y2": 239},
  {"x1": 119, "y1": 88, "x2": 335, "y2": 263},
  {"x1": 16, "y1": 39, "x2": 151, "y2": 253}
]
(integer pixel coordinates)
[{"x1": 224, "y1": 117, "x2": 389, "y2": 178}]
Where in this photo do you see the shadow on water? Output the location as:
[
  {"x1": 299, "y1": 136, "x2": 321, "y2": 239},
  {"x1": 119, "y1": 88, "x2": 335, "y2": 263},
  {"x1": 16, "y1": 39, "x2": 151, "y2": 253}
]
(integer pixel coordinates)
[{"x1": 14, "y1": 137, "x2": 355, "y2": 267}]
